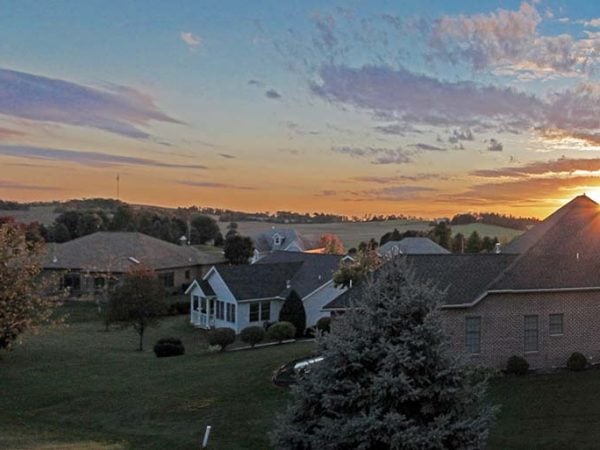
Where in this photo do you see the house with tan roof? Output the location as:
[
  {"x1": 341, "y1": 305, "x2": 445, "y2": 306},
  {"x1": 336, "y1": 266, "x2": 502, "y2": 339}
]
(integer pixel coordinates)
[{"x1": 44, "y1": 231, "x2": 225, "y2": 296}]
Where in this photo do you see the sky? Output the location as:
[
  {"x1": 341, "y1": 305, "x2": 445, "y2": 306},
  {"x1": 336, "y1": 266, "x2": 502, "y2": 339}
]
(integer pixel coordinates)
[{"x1": 0, "y1": 0, "x2": 598, "y2": 218}]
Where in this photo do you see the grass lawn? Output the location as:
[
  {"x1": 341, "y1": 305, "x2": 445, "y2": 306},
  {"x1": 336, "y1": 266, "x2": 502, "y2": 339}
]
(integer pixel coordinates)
[
  {"x1": 4, "y1": 302, "x2": 600, "y2": 449},
  {"x1": 0, "y1": 303, "x2": 314, "y2": 450}
]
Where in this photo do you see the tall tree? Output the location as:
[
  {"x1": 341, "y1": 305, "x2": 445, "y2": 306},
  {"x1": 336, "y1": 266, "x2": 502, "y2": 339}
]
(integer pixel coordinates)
[
  {"x1": 272, "y1": 258, "x2": 495, "y2": 449},
  {"x1": 190, "y1": 215, "x2": 220, "y2": 245},
  {"x1": 451, "y1": 233, "x2": 465, "y2": 253},
  {"x1": 430, "y1": 221, "x2": 452, "y2": 249},
  {"x1": 224, "y1": 235, "x2": 254, "y2": 264},
  {"x1": 466, "y1": 231, "x2": 482, "y2": 253},
  {"x1": 225, "y1": 222, "x2": 239, "y2": 239},
  {"x1": 318, "y1": 233, "x2": 345, "y2": 255},
  {"x1": 279, "y1": 290, "x2": 306, "y2": 338},
  {"x1": 0, "y1": 223, "x2": 62, "y2": 351},
  {"x1": 333, "y1": 247, "x2": 381, "y2": 288},
  {"x1": 108, "y1": 266, "x2": 166, "y2": 351}
]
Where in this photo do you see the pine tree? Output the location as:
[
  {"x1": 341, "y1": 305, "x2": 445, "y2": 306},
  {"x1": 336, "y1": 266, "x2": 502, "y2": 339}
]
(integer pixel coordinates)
[
  {"x1": 272, "y1": 258, "x2": 495, "y2": 449},
  {"x1": 279, "y1": 290, "x2": 306, "y2": 338}
]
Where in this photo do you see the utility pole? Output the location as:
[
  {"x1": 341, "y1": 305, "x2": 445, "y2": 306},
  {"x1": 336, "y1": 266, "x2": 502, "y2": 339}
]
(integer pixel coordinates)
[{"x1": 116, "y1": 174, "x2": 120, "y2": 200}]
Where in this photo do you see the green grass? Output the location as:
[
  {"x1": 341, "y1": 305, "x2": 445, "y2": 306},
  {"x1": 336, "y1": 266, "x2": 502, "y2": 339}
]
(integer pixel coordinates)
[
  {"x1": 218, "y1": 220, "x2": 523, "y2": 249},
  {"x1": 0, "y1": 303, "x2": 314, "y2": 450},
  {"x1": 5, "y1": 302, "x2": 600, "y2": 449}
]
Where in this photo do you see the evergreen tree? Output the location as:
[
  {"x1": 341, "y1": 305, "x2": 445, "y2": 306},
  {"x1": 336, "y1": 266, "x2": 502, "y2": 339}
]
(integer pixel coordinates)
[
  {"x1": 279, "y1": 290, "x2": 306, "y2": 338},
  {"x1": 451, "y1": 233, "x2": 465, "y2": 253},
  {"x1": 430, "y1": 221, "x2": 452, "y2": 249},
  {"x1": 272, "y1": 258, "x2": 495, "y2": 449},
  {"x1": 466, "y1": 231, "x2": 482, "y2": 253}
]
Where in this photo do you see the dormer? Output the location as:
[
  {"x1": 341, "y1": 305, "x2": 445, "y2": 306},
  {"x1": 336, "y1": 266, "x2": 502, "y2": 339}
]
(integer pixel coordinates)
[{"x1": 273, "y1": 232, "x2": 284, "y2": 247}]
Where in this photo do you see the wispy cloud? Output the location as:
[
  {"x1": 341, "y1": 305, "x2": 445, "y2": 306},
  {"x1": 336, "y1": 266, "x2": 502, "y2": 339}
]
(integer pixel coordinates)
[
  {"x1": 218, "y1": 153, "x2": 236, "y2": 159},
  {"x1": 0, "y1": 127, "x2": 26, "y2": 139},
  {"x1": 413, "y1": 143, "x2": 446, "y2": 151},
  {"x1": 331, "y1": 146, "x2": 412, "y2": 164},
  {"x1": 180, "y1": 32, "x2": 202, "y2": 49},
  {"x1": 0, "y1": 68, "x2": 181, "y2": 139},
  {"x1": 0, "y1": 144, "x2": 207, "y2": 169},
  {"x1": 0, "y1": 180, "x2": 64, "y2": 191},
  {"x1": 178, "y1": 180, "x2": 255, "y2": 190},
  {"x1": 346, "y1": 185, "x2": 437, "y2": 202},
  {"x1": 472, "y1": 157, "x2": 600, "y2": 178}
]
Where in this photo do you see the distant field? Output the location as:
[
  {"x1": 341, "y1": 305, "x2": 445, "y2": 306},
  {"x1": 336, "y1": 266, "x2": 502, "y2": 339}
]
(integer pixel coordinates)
[
  {"x1": 0, "y1": 205, "x2": 58, "y2": 226},
  {"x1": 218, "y1": 220, "x2": 524, "y2": 248}
]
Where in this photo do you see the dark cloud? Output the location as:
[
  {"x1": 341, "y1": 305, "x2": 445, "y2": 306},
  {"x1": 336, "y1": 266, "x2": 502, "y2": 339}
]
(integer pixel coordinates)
[
  {"x1": 331, "y1": 146, "x2": 412, "y2": 164},
  {"x1": 248, "y1": 79, "x2": 264, "y2": 87},
  {"x1": 219, "y1": 153, "x2": 236, "y2": 159},
  {"x1": 487, "y1": 138, "x2": 503, "y2": 152},
  {"x1": 316, "y1": 190, "x2": 337, "y2": 197},
  {"x1": 265, "y1": 89, "x2": 282, "y2": 99},
  {"x1": 351, "y1": 173, "x2": 443, "y2": 183},
  {"x1": 0, "y1": 144, "x2": 207, "y2": 169},
  {"x1": 0, "y1": 68, "x2": 182, "y2": 139}
]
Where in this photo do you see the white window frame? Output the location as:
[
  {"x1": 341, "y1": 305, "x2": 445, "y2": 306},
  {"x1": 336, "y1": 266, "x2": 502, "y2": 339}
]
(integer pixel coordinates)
[{"x1": 549, "y1": 313, "x2": 564, "y2": 336}]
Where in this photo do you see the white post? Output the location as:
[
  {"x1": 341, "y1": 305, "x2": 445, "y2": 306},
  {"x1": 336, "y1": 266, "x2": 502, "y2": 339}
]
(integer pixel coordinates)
[{"x1": 202, "y1": 425, "x2": 212, "y2": 448}]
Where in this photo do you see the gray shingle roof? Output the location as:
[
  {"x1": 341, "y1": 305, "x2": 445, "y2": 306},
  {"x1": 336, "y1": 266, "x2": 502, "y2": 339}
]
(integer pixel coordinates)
[
  {"x1": 212, "y1": 251, "x2": 344, "y2": 301},
  {"x1": 44, "y1": 232, "x2": 225, "y2": 272},
  {"x1": 322, "y1": 254, "x2": 517, "y2": 310},
  {"x1": 378, "y1": 237, "x2": 450, "y2": 256},
  {"x1": 253, "y1": 228, "x2": 317, "y2": 253}
]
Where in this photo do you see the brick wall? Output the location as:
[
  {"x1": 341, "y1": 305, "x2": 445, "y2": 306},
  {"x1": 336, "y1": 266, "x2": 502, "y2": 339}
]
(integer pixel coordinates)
[{"x1": 441, "y1": 290, "x2": 600, "y2": 369}]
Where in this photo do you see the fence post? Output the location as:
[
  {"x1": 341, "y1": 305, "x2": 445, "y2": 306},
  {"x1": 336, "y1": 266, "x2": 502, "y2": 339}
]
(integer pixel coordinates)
[{"x1": 202, "y1": 425, "x2": 212, "y2": 448}]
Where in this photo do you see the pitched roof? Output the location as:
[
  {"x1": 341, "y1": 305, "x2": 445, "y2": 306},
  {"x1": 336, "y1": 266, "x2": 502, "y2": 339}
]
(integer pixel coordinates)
[
  {"x1": 253, "y1": 228, "x2": 317, "y2": 253},
  {"x1": 44, "y1": 232, "x2": 225, "y2": 272},
  {"x1": 322, "y1": 254, "x2": 517, "y2": 310},
  {"x1": 211, "y1": 251, "x2": 344, "y2": 301},
  {"x1": 378, "y1": 237, "x2": 450, "y2": 256},
  {"x1": 215, "y1": 262, "x2": 303, "y2": 300}
]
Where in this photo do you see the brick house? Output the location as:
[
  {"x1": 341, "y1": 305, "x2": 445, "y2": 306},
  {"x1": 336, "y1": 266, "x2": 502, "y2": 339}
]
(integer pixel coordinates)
[
  {"x1": 44, "y1": 231, "x2": 225, "y2": 296},
  {"x1": 324, "y1": 195, "x2": 600, "y2": 370}
]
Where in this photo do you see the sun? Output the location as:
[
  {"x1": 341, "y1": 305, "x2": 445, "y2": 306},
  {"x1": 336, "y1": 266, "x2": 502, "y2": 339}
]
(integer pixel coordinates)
[{"x1": 584, "y1": 190, "x2": 600, "y2": 204}]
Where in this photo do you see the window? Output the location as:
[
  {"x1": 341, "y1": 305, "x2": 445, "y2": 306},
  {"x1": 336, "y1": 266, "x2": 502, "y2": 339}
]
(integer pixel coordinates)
[
  {"x1": 524, "y1": 315, "x2": 539, "y2": 352},
  {"x1": 158, "y1": 272, "x2": 175, "y2": 288},
  {"x1": 94, "y1": 277, "x2": 105, "y2": 290},
  {"x1": 250, "y1": 302, "x2": 260, "y2": 322},
  {"x1": 549, "y1": 314, "x2": 564, "y2": 335},
  {"x1": 261, "y1": 301, "x2": 271, "y2": 321},
  {"x1": 185, "y1": 270, "x2": 191, "y2": 280},
  {"x1": 216, "y1": 301, "x2": 225, "y2": 320},
  {"x1": 465, "y1": 317, "x2": 481, "y2": 354},
  {"x1": 249, "y1": 301, "x2": 271, "y2": 322},
  {"x1": 192, "y1": 295, "x2": 199, "y2": 311},
  {"x1": 226, "y1": 303, "x2": 236, "y2": 323}
]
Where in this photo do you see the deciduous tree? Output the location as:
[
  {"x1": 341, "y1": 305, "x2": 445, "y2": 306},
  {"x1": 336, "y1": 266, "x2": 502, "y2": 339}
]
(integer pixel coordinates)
[
  {"x1": 108, "y1": 266, "x2": 165, "y2": 351},
  {"x1": 318, "y1": 233, "x2": 345, "y2": 255},
  {"x1": 0, "y1": 223, "x2": 62, "y2": 351},
  {"x1": 224, "y1": 235, "x2": 254, "y2": 264}
]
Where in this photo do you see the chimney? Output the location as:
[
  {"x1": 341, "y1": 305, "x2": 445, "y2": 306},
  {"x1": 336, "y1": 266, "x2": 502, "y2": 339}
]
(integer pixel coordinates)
[
  {"x1": 494, "y1": 243, "x2": 501, "y2": 254},
  {"x1": 286, "y1": 279, "x2": 291, "y2": 289}
]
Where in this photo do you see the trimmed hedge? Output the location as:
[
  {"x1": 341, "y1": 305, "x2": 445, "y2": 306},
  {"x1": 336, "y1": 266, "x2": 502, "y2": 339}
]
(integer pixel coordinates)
[
  {"x1": 153, "y1": 337, "x2": 185, "y2": 358},
  {"x1": 240, "y1": 326, "x2": 265, "y2": 348},
  {"x1": 567, "y1": 352, "x2": 588, "y2": 371},
  {"x1": 267, "y1": 321, "x2": 296, "y2": 343},
  {"x1": 506, "y1": 355, "x2": 529, "y2": 375},
  {"x1": 207, "y1": 327, "x2": 236, "y2": 351}
]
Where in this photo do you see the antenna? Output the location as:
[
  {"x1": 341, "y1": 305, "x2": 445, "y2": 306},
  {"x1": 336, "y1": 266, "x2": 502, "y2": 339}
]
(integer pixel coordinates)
[{"x1": 116, "y1": 173, "x2": 120, "y2": 199}]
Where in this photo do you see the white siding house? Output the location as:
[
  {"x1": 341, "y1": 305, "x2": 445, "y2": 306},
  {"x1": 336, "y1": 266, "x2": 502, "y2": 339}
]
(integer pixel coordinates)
[{"x1": 187, "y1": 252, "x2": 348, "y2": 334}]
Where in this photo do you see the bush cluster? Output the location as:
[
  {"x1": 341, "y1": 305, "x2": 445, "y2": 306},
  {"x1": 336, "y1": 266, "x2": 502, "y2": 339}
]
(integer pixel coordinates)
[
  {"x1": 167, "y1": 301, "x2": 190, "y2": 316},
  {"x1": 153, "y1": 337, "x2": 185, "y2": 358},
  {"x1": 316, "y1": 317, "x2": 332, "y2": 334},
  {"x1": 240, "y1": 326, "x2": 265, "y2": 347},
  {"x1": 267, "y1": 321, "x2": 296, "y2": 343},
  {"x1": 567, "y1": 352, "x2": 588, "y2": 371},
  {"x1": 207, "y1": 327, "x2": 236, "y2": 351},
  {"x1": 506, "y1": 355, "x2": 529, "y2": 375}
]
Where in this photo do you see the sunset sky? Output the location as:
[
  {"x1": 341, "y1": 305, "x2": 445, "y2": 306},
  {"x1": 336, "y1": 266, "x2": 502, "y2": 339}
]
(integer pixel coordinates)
[{"x1": 0, "y1": 1, "x2": 598, "y2": 218}]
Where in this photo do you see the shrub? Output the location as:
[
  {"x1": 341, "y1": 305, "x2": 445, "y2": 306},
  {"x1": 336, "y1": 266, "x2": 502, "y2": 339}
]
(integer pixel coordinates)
[
  {"x1": 279, "y1": 291, "x2": 306, "y2": 338},
  {"x1": 567, "y1": 352, "x2": 588, "y2": 371},
  {"x1": 304, "y1": 327, "x2": 316, "y2": 338},
  {"x1": 153, "y1": 337, "x2": 185, "y2": 358},
  {"x1": 167, "y1": 301, "x2": 190, "y2": 316},
  {"x1": 506, "y1": 355, "x2": 529, "y2": 375},
  {"x1": 207, "y1": 327, "x2": 236, "y2": 351},
  {"x1": 316, "y1": 317, "x2": 331, "y2": 334},
  {"x1": 240, "y1": 326, "x2": 265, "y2": 347},
  {"x1": 267, "y1": 321, "x2": 296, "y2": 343}
]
